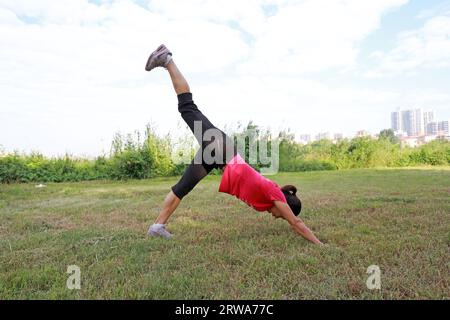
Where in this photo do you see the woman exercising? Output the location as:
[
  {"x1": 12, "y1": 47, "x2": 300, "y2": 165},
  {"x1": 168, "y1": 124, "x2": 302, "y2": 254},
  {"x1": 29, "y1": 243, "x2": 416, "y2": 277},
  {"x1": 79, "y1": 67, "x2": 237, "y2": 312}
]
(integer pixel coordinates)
[{"x1": 145, "y1": 44, "x2": 322, "y2": 245}]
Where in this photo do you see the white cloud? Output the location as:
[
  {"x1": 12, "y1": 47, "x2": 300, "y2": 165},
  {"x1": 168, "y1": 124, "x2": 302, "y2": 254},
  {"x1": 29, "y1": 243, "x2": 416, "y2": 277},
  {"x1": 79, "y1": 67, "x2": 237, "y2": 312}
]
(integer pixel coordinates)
[
  {"x1": 366, "y1": 13, "x2": 450, "y2": 78},
  {"x1": 0, "y1": 7, "x2": 23, "y2": 25},
  {"x1": 238, "y1": 0, "x2": 409, "y2": 75}
]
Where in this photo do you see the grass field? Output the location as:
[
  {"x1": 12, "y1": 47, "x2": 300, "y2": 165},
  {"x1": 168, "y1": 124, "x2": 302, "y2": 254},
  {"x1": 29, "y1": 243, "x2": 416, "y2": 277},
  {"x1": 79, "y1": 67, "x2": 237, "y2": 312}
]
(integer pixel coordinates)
[{"x1": 0, "y1": 168, "x2": 449, "y2": 299}]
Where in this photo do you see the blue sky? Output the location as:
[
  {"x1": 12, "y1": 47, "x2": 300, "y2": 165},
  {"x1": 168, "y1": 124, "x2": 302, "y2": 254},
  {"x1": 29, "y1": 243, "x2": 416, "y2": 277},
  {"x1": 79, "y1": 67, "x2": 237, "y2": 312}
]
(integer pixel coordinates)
[
  {"x1": 359, "y1": 0, "x2": 450, "y2": 90},
  {"x1": 1, "y1": 0, "x2": 450, "y2": 156}
]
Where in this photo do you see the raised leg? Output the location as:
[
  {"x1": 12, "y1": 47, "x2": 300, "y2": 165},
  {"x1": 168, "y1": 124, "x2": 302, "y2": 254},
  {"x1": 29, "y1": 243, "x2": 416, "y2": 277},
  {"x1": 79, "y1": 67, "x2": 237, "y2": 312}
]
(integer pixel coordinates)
[
  {"x1": 148, "y1": 58, "x2": 204, "y2": 238},
  {"x1": 166, "y1": 60, "x2": 190, "y2": 95},
  {"x1": 147, "y1": 50, "x2": 230, "y2": 238}
]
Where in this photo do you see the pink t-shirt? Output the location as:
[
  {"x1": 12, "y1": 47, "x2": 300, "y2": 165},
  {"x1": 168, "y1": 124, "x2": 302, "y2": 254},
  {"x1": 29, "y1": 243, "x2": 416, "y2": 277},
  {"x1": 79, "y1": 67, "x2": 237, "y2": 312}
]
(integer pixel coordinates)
[{"x1": 218, "y1": 154, "x2": 286, "y2": 212}]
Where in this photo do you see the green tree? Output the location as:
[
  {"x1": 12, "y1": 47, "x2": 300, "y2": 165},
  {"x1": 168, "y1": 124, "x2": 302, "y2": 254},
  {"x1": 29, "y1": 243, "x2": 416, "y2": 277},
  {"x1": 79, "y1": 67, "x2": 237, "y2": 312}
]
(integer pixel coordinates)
[{"x1": 379, "y1": 129, "x2": 399, "y2": 144}]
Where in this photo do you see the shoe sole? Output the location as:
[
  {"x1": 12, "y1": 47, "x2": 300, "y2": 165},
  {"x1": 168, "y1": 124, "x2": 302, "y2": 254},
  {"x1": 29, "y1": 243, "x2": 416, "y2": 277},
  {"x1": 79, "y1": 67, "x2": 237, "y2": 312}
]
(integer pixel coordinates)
[
  {"x1": 148, "y1": 229, "x2": 172, "y2": 239},
  {"x1": 145, "y1": 45, "x2": 171, "y2": 71}
]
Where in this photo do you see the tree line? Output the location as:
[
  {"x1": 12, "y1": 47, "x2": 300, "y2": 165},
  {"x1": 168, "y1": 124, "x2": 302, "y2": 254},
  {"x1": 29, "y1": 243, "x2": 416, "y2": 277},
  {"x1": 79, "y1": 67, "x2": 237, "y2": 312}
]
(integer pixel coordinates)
[{"x1": 1, "y1": 124, "x2": 449, "y2": 183}]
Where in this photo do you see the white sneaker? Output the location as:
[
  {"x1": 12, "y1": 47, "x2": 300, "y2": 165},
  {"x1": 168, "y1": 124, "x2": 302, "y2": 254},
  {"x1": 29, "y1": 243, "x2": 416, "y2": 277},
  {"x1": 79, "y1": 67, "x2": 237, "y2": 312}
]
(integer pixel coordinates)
[{"x1": 148, "y1": 223, "x2": 173, "y2": 239}]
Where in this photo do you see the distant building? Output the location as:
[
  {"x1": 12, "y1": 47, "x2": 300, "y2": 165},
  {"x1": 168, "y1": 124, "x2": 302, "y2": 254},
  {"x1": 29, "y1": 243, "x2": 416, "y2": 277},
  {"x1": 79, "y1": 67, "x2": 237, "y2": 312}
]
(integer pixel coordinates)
[
  {"x1": 299, "y1": 134, "x2": 311, "y2": 144},
  {"x1": 405, "y1": 108, "x2": 424, "y2": 136},
  {"x1": 438, "y1": 120, "x2": 449, "y2": 135},
  {"x1": 394, "y1": 130, "x2": 407, "y2": 138},
  {"x1": 421, "y1": 135, "x2": 438, "y2": 144},
  {"x1": 426, "y1": 121, "x2": 439, "y2": 136},
  {"x1": 423, "y1": 110, "x2": 435, "y2": 133},
  {"x1": 399, "y1": 128, "x2": 448, "y2": 148},
  {"x1": 333, "y1": 133, "x2": 343, "y2": 141},
  {"x1": 427, "y1": 119, "x2": 450, "y2": 137},
  {"x1": 355, "y1": 130, "x2": 370, "y2": 137},
  {"x1": 416, "y1": 109, "x2": 426, "y2": 136},
  {"x1": 392, "y1": 108, "x2": 438, "y2": 137},
  {"x1": 315, "y1": 132, "x2": 331, "y2": 141},
  {"x1": 391, "y1": 109, "x2": 402, "y2": 132}
]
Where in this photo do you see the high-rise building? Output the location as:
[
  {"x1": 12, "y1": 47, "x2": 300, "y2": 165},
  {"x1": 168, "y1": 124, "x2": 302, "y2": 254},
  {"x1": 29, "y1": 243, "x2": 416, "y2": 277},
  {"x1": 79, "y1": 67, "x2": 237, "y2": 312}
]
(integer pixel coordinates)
[
  {"x1": 426, "y1": 121, "x2": 438, "y2": 135},
  {"x1": 415, "y1": 108, "x2": 425, "y2": 136},
  {"x1": 334, "y1": 133, "x2": 343, "y2": 141},
  {"x1": 400, "y1": 109, "x2": 413, "y2": 136},
  {"x1": 392, "y1": 108, "x2": 428, "y2": 136},
  {"x1": 438, "y1": 120, "x2": 449, "y2": 135},
  {"x1": 423, "y1": 110, "x2": 435, "y2": 129},
  {"x1": 391, "y1": 109, "x2": 402, "y2": 132}
]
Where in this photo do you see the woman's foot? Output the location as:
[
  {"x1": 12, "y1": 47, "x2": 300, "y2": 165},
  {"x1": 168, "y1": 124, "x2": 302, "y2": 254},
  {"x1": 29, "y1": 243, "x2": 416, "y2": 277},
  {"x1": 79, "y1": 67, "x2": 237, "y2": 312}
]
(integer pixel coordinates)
[
  {"x1": 145, "y1": 44, "x2": 172, "y2": 71},
  {"x1": 148, "y1": 223, "x2": 173, "y2": 238}
]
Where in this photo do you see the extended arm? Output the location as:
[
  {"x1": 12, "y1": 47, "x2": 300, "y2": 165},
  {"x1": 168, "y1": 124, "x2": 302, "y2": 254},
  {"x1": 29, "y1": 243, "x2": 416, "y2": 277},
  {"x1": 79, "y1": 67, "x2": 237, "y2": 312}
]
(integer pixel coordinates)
[{"x1": 272, "y1": 201, "x2": 323, "y2": 245}]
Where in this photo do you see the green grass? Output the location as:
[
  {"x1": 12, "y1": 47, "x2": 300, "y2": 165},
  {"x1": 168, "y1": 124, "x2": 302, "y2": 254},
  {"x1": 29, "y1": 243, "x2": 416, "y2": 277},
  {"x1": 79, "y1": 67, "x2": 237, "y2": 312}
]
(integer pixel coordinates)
[{"x1": 0, "y1": 168, "x2": 449, "y2": 299}]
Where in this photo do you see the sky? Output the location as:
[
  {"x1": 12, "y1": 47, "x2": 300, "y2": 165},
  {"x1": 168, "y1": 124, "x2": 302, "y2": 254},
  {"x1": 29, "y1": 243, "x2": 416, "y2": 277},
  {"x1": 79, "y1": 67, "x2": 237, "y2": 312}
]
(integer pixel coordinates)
[{"x1": 1, "y1": 0, "x2": 450, "y2": 157}]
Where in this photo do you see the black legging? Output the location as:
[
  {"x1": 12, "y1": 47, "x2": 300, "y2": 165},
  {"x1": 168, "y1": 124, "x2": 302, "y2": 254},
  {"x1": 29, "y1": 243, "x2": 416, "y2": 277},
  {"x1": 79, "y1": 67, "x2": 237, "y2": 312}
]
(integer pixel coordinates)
[{"x1": 171, "y1": 93, "x2": 236, "y2": 199}]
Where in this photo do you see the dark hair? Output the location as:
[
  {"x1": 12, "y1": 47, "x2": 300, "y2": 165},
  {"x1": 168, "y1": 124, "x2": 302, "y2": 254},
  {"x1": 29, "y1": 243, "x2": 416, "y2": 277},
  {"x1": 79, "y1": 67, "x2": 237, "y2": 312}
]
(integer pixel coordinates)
[{"x1": 281, "y1": 185, "x2": 302, "y2": 216}]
